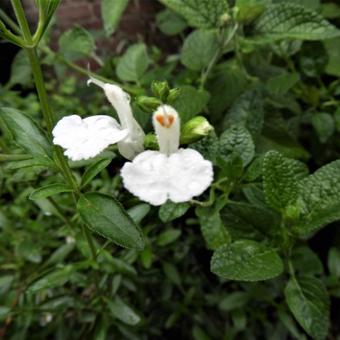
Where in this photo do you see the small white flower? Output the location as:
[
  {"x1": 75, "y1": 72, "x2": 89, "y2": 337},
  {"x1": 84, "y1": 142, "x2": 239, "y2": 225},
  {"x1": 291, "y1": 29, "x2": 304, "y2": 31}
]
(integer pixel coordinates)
[
  {"x1": 52, "y1": 115, "x2": 128, "y2": 161},
  {"x1": 88, "y1": 77, "x2": 145, "y2": 160},
  {"x1": 121, "y1": 105, "x2": 213, "y2": 205}
]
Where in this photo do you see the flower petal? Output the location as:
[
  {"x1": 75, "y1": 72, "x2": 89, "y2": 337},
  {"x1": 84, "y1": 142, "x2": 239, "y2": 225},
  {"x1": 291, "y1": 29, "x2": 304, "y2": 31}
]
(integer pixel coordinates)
[
  {"x1": 121, "y1": 149, "x2": 213, "y2": 205},
  {"x1": 52, "y1": 115, "x2": 128, "y2": 161}
]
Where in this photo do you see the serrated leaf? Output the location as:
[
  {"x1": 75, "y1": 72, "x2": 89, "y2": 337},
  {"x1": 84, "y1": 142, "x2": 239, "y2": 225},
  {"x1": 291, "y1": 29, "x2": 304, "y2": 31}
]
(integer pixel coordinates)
[
  {"x1": 156, "y1": 9, "x2": 187, "y2": 36},
  {"x1": 159, "y1": 201, "x2": 190, "y2": 223},
  {"x1": 159, "y1": 0, "x2": 229, "y2": 28},
  {"x1": 116, "y1": 43, "x2": 149, "y2": 82},
  {"x1": 211, "y1": 240, "x2": 284, "y2": 281},
  {"x1": 77, "y1": 192, "x2": 145, "y2": 249},
  {"x1": 59, "y1": 26, "x2": 95, "y2": 61},
  {"x1": 81, "y1": 158, "x2": 112, "y2": 188},
  {"x1": 172, "y1": 85, "x2": 210, "y2": 123},
  {"x1": 285, "y1": 276, "x2": 330, "y2": 340},
  {"x1": 235, "y1": 0, "x2": 270, "y2": 23},
  {"x1": 107, "y1": 296, "x2": 141, "y2": 325},
  {"x1": 0, "y1": 107, "x2": 52, "y2": 165},
  {"x1": 219, "y1": 124, "x2": 255, "y2": 167},
  {"x1": 29, "y1": 183, "x2": 73, "y2": 200},
  {"x1": 263, "y1": 150, "x2": 308, "y2": 212},
  {"x1": 196, "y1": 207, "x2": 230, "y2": 250},
  {"x1": 223, "y1": 89, "x2": 264, "y2": 136},
  {"x1": 295, "y1": 160, "x2": 340, "y2": 235},
  {"x1": 101, "y1": 0, "x2": 129, "y2": 36},
  {"x1": 181, "y1": 30, "x2": 219, "y2": 71},
  {"x1": 191, "y1": 132, "x2": 220, "y2": 163},
  {"x1": 253, "y1": 3, "x2": 340, "y2": 41}
]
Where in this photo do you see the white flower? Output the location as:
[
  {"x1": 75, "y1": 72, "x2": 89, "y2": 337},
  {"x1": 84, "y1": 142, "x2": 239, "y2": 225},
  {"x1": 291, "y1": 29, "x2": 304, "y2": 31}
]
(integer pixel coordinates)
[
  {"x1": 52, "y1": 115, "x2": 128, "y2": 161},
  {"x1": 88, "y1": 77, "x2": 145, "y2": 160},
  {"x1": 121, "y1": 105, "x2": 213, "y2": 205}
]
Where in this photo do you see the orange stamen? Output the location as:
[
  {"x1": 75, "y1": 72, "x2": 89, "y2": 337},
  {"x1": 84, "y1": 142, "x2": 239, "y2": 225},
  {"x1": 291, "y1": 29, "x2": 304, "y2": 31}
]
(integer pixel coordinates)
[{"x1": 156, "y1": 114, "x2": 174, "y2": 128}]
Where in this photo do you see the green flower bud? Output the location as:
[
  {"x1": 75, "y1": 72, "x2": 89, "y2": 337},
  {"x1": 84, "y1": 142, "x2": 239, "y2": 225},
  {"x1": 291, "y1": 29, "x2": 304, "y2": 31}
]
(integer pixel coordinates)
[
  {"x1": 136, "y1": 96, "x2": 162, "y2": 112},
  {"x1": 144, "y1": 133, "x2": 159, "y2": 150},
  {"x1": 151, "y1": 81, "x2": 170, "y2": 102},
  {"x1": 219, "y1": 12, "x2": 231, "y2": 26},
  {"x1": 180, "y1": 116, "x2": 214, "y2": 144},
  {"x1": 167, "y1": 88, "x2": 181, "y2": 104},
  {"x1": 284, "y1": 205, "x2": 301, "y2": 222}
]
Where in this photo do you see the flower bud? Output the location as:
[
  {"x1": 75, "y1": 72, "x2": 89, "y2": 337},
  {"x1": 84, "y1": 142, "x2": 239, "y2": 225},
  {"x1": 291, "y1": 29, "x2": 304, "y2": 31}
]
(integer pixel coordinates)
[
  {"x1": 180, "y1": 116, "x2": 214, "y2": 144},
  {"x1": 136, "y1": 96, "x2": 162, "y2": 112},
  {"x1": 143, "y1": 133, "x2": 159, "y2": 150},
  {"x1": 167, "y1": 88, "x2": 181, "y2": 104},
  {"x1": 151, "y1": 81, "x2": 170, "y2": 102},
  {"x1": 284, "y1": 204, "x2": 301, "y2": 222}
]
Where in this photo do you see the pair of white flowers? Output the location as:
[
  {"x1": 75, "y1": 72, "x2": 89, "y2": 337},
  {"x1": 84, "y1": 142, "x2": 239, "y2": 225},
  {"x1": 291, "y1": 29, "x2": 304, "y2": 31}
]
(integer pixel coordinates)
[{"x1": 52, "y1": 79, "x2": 213, "y2": 206}]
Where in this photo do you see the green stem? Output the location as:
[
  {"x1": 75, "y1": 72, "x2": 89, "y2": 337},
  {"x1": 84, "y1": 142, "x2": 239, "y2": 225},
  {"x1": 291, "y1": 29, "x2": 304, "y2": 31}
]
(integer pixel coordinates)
[
  {"x1": 0, "y1": 9, "x2": 21, "y2": 34},
  {"x1": 11, "y1": 0, "x2": 32, "y2": 43}
]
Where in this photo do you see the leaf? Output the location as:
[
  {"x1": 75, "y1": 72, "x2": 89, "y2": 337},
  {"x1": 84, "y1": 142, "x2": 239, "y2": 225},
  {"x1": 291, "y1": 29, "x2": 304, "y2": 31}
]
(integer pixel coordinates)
[
  {"x1": 156, "y1": 9, "x2": 187, "y2": 36},
  {"x1": 77, "y1": 193, "x2": 145, "y2": 249},
  {"x1": 157, "y1": 229, "x2": 181, "y2": 246},
  {"x1": 81, "y1": 158, "x2": 112, "y2": 188},
  {"x1": 223, "y1": 89, "x2": 264, "y2": 136},
  {"x1": 159, "y1": 201, "x2": 190, "y2": 223},
  {"x1": 285, "y1": 276, "x2": 330, "y2": 340},
  {"x1": 8, "y1": 50, "x2": 32, "y2": 87},
  {"x1": 263, "y1": 150, "x2": 308, "y2": 212},
  {"x1": 266, "y1": 72, "x2": 300, "y2": 96},
  {"x1": 107, "y1": 296, "x2": 141, "y2": 325},
  {"x1": 235, "y1": 0, "x2": 270, "y2": 23},
  {"x1": 291, "y1": 246, "x2": 323, "y2": 275},
  {"x1": 29, "y1": 183, "x2": 73, "y2": 200},
  {"x1": 181, "y1": 30, "x2": 219, "y2": 71},
  {"x1": 162, "y1": 262, "x2": 181, "y2": 286},
  {"x1": 219, "y1": 124, "x2": 255, "y2": 167},
  {"x1": 218, "y1": 291, "x2": 249, "y2": 311},
  {"x1": 59, "y1": 26, "x2": 95, "y2": 61},
  {"x1": 211, "y1": 240, "x2": 284, "y2": 281},
  {"x1": 172, "y1": 85, "x2": 210, "y2": 123},
  {"x1": 328, "y1": 247, "x2": 340, "y2": 278},
  {"x1": 159, "y1": 0, "x2": 229, "y2": 28},
  {"x1": 191, "y1": 132, "x2": 220, "y2": 163},
  {"x1": 28, "y1": 265, "x2": 75, "y2": 292},
  {"x1": 196, "y1": 207, "x2": 230, "y2": 250},
  {"x1": 116, "y1": 43, "x2": 150, "y2": 82},
  {"x1": 127, "y1": 204, "x2": 150, "y2": 224},
  {"x1": 101, "y1": 0, "x2": 130, "y2": 36},
  {"x1": 324, "y1": 38, "x2": 340, "y2": 77},
  {"x1": 0, "y1": 107, "x2": 52, "y2": 165},
  {"x1": 295, "y1": 160, "x2": 340, "y2": 235},
  {"x1": 311, "y1": 112, "x2": 335, "y2": 144},
  {"x1": 252, "y1": 3, "x2": 340, "y2": 41}
]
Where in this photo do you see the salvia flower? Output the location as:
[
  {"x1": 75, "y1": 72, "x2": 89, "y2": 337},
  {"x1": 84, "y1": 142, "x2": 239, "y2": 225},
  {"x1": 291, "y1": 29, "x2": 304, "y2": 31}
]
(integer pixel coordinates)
[
  {"x1": 121, "y1": 105, "x2": 214, "y2": 206},
  {"x1": 52, "y1": 78, "x2": 144, "y2": 161}
]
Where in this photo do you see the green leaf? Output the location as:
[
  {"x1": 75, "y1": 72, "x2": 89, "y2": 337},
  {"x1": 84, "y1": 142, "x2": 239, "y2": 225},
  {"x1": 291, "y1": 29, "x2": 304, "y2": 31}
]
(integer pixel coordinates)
[
  {"x1": 159, "y1": 201, "x2": 190, "y2": 223},
  {"x1": 181, "y1": 30, "x2": 219, "y2": 71},
  {"x1": 285, "y1": 276, "x2": 330, "y2": 340},
  {"x1": 211, "y1": 240, "x2": 284, "y2": 281},
  {"x1": 159, "y1": 0, "x2": 229, "y2": 28},
  {"x1": 107, "y1": 296, "x2": 141, "y2": 325},
  {"x1": 156, "y1": 9, "x2": 187, "y2": 36},
  {"x1": 223, "y1": 89, "x2": 264, "y2": 136},
  {"x1": 172, "y1": 85, "x2": 210, "y2": 123},
  {"x1": 101, "y1": 0, "x2": 130, "y2": 36},
  {"x1": 127, "y1": 204, "x2": 150, "y2": 224},
  {"x1": 295, "y1": 160, "x2": 340, "y2": 235},
  {"x1": 77, "y1": 192, "x2": 145, "y2": 249},
  {"x1": 266, "y1": 72, "x2": 300, "y2": 96},
  {"x1": 29, "y1": 183, "x2": 73, "y2": 200},
  {"x1": 116, "y1": 43, "x2": 150, "y2": 82},
  {"x1": 162, "y1": 262, "x2": 181, "y2": 286},
  {"x1": 263, "y1": 150, "x2": 308, "y2": 212},
  {"x1": 0, "y1": 107, "x2": 52, "y2": 165},
  {"x1": 28, "y1": 265, "x2": 75, "y2": 292},
  {"x1": 218, "y1": 291, "x2": 249, "y2": 311},
  {"x1": 157, "y1": 229, "x2": 182, "y2": 246},
  {"x1": 81, "y1": 158, "x2": 112, "y2": 188},
  {"x1": 235, "y1": 0, "x2": 270, "y2": 23},
  {"x1": 59, "y1": 26, "x2": 95, "y2": 61},
  {"x1": 196, "y1": 207, "x2": 230, "y2": 250},
  {"x1": 219, "y1": 124, "x2": 255, "y2": 167},
  {"x1": 324, "y1": 38, "x2": 340, "y2": 77},
  {"x1": 328, "y1": 247, "x2": 340, "y2": 278},
  {"x1": 8, "y1": 50, "x2": 32, "y2": 87},
  {"x1": 291, "y1": 246, "x2": 323, "y2": 275},
  {"x1": 311, "y1": 112, "x2": 335, "y2": 144},
  {"x1": 253, "y1": 3, "x2": 340, "y2": 41}
]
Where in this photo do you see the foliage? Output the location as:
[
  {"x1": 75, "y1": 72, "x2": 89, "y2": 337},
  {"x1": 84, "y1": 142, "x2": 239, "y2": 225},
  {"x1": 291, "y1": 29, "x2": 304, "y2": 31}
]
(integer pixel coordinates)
[{"x1": 1, "y1": 0, "x2": 340, "y2": 339}]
